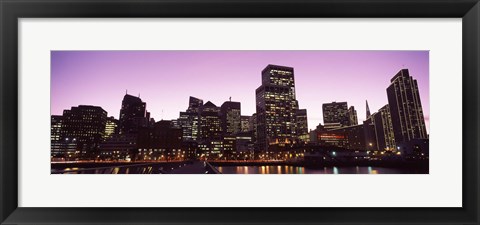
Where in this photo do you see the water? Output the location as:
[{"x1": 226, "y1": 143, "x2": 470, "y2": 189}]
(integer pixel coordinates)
[
  {"x1": 216, "y1": 165, "x2": 427, "y2": 174},
  {"x1": 52, "y1": 163, "x2": 428, "y2": 174}
]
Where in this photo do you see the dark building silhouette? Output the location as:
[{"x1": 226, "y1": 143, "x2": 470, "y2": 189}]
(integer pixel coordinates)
[
  {"x1": 296, "y1": 109, "x2": 309, "y2": 143},
  {"x1": 178, "y1": 96, "x2": 203, "y2": 141},
  {"x1": 372, "y1": 104, "x2": 396, "y2": 151},
  {"x1": 256, "y1": 64, "x2": 299, "y2": 152},
  {"x1": 119, "y1": 94, "x2": 147, "y2": 134},
  {"x1": 348, "y1": 106, "x2": 358, "y2": 126},
  {"x1": 387, "y1": 69, "x2": 428, "y2": 144},
  {"x1": 363, "y1": 117, "x2": 378, "y2": 151},
  {"x1": 323, "y1": 101, "x2": 350, "y2": 129},
  {"x1": 137, "y1": 120, "x2": 184, "y2": 161},
  {"x1": 61, "y1": 105, "x2": 107, "y2": 155},
  {"x1": 249, "y1": 113, "x2": 257, "y2": 144},
  {"x1": 220, "y1": 101, "x2": 241, "y2": 135}
]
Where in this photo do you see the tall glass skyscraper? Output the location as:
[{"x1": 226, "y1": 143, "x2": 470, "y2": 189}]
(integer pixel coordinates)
[{"x1": 256, "y1": 64, "x2": 299, "y2": 151}]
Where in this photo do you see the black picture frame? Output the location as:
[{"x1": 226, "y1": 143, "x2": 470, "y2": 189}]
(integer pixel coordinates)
[{"x1": 1, "y1": 0, "x2": 479, "y2": 224}]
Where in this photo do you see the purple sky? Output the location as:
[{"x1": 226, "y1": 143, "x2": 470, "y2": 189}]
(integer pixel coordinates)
[{"x1": 51, "y1": 50, "x2": 429, "y2": 132}]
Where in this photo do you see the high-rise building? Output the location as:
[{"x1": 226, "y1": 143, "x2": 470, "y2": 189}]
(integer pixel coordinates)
[
  {"x1": 255, "y1": 64, "x2": 299, "y2": 151},
  {"x1": 178, "y1": 96, "x2": 203, "y2": 141},
  {"x1": 387, "y1": 69, "x2": 428, "y2": 143},
  {"x1": 240, "y1": 116, "x2": 251, "y2": 132},
  {"x1": 296, "y1": 109, "x2": 309, "y2": 143},
  {"x1": 61, "y1": 105, "x2": 107, "y2": 154},
  {"x1": 348, "y1": 106, "x2": 358, "y2": 126},
  {"x1": 372, "y1": 104, "x2": 396, "y2": 151},
  {"x1": 366, "y1": 100, "x2": 371, "y2": 119},
  {"x1": 104, "y1": 116, "x2": 118, "y2": 140},
  {"x1": 323, "y1": 101, "x2": 350, "y2": 129},
  {"x1": 51, "y1": 115, "x2": 63, "y2": 142},
  {"x1": 249, "y1": 113, "x2": 257, "y2": 144},
  {"x1": 119, "y1": 94, "x2": 147, "y2": 134},
  {"x1": 200, "y1": 101, "x2": 222, "y2": 140},
  {"x1": 220, "y1": 101, "x2": 241, "y2": 135}
]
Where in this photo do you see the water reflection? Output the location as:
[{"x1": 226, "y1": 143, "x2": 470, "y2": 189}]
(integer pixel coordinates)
[
  {"x1": 53, "y1": 164, "x2": 426, "y2": 174},
  {"x1": 216, "y1": 165, "x2": 425, "y2": 174}
]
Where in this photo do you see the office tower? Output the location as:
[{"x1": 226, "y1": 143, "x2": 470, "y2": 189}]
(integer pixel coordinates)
[
  {"x1": 51, "y1": 115, "x2": 63, "y2": 142},
  {"x1": 200, "y1": 101, "x2": 222, "y2": 140},
  {"x1": 366, "y1": 100, "x2": 371, "y2": 119},
  {"x1": 104, "y1": 116, "x2": 118, "y2": 140},
  {"x1": 387, "y1": 69, "x2": 428, "y2": 143},
  {"x1": 61, "y1": 105, "x2": 107, "y2": 153},
  {"x1": 220, "y1": 101, "x2": 241, "y2": 136},
  {"x1": 348, "y1": 106, "x2": 358, "y2": 126},
  {"x1": 255, "y1": 64, "x2": 299, "y2": 151},
  {"x1": 119, "y1": 94, "x2": 147, "y2": 134},
  {"x1": 240, "y1": 116, "x2": 251, "y2": 132},
  {"x1": 178, "y1": 96, "x2": 203, "y2": 141},
  {"x1": 372, "y1": 104, "x2": 396, "y2": 151},
  {"x1": 322, "y1": 101, "x2": 350, "y2": 129},
  {"x1": 137, "y1": 120, "x2": 183, "y2": 161},
  {"x1": 296, "y1": 109, "x2": 309, "y2": 143}
]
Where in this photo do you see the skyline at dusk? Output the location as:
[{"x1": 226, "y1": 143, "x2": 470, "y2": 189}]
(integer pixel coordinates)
[{"x1": 51, "y1": 50, "x2": 429, "y2": 132}]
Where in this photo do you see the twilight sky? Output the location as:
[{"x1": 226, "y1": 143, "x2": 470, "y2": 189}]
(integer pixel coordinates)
[{"x1": 51, "y1": 50, "x2": 429, "y2": 132}]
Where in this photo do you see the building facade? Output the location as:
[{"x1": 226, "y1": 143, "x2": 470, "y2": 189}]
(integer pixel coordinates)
[
  {"x1": 387, "y1": 69, "x2": 428, "y2": 144},
  {"x1": 178, "y1": 96, "x2": 203, "y2": 141},
  {"x1": 372, "y1": 104, "x2": 396, "y2": 151},
  {"x1": 104, "y1": 116, "x2": 118, "y2": 140},
  {"x1": 322, "y1": 102, "x2": 350, "y2": 129},
  {"x1": 348, "y1": 106, "x2": 358, "y2": 126},
  {"x1": 220, "y1": 101, "x2": 241, "y2": 136},
  {"x1": 255, "y1": 64, "x2": 299, "y2": 151},
  {"x1": 296, "y1": 109, "x2": 309, "y2": 143},
  {"x1": 60, "y1": 105, "x2": 108, "y2": 156},
  {"x1": 240, "y1": 115, "x2": 251, "y2": 132},
  {"x1": 119, "y1": 94, "x2": 147, "y2": 134}
]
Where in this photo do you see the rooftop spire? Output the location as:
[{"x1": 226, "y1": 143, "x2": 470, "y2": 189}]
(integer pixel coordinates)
[{"x1": 366, "y1": 100, "x2": 371, "y2": 119}]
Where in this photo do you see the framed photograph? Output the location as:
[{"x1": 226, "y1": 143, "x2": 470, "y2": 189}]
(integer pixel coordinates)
[{"x1": 1, "y1": 0, "x2": 479, "y2": 224}]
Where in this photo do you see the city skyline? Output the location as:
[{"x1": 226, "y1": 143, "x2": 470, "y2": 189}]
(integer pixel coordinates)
[{"x1": 51, "y1": 50, "x2": 429, "y2": 132}]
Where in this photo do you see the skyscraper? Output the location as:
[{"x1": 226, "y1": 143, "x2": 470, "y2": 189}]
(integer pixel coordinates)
[
  {"x1": 322, "y1": 101, "x2": 350, "y2": 129},
  {"x1": 372, "y1": 104, "x2": 396, "y2": 151},
  {"x1": 296, "y1": 109, "x2": 309, "y2": 143},
  {"x1": 104, "y1": 116, "x2": 118, "y2": 140},
  {"x1": 200, "y1": 101, "x2": 222, "y2": 140},
  {"x1": 387, "y1": 69, "x2": 428, "y2": 144},
  {"x1": 256, "y1": 64, "x2": 299, "y2": 151},
  {"x1": 348, "y1": 106, "x2": 358, "y2": 126},
  {"x1": 51, "y1": 115, "x2": 63, "y2": 142},
  {"x1": 220, "y1": 101, "x2": 241, "y2": 136},
  {"x1": 119, "y1": 94, "x2": 147, "y2": 134},
  {"x1": 178, "y1": 96, "x2": 203, "y2": 141},
  {"x1": 61, "y1": 105, "x2": 107, "y2": 154}
]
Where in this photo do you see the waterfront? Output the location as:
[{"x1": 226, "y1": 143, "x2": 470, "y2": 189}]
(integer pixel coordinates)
[{"x1": 51, "y1": 162, "x2": 428, "y2": 174}]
